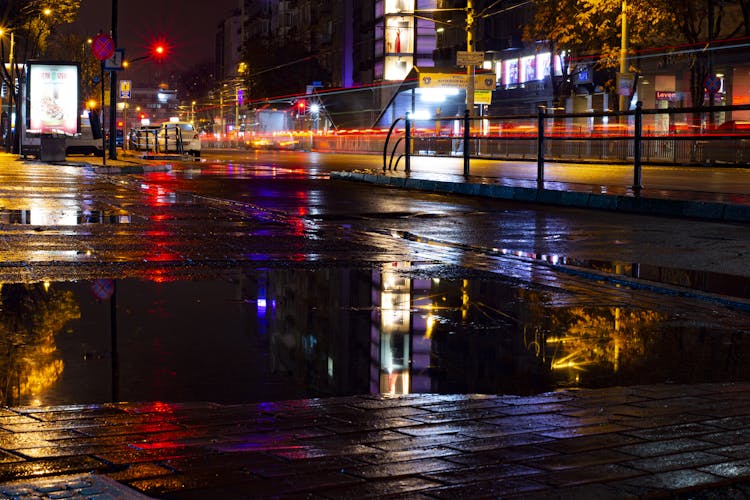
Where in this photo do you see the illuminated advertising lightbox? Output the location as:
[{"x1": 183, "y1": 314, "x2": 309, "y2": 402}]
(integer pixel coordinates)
[{"x1": 28, "y1": 63, "x2": 79, "y2": 135}]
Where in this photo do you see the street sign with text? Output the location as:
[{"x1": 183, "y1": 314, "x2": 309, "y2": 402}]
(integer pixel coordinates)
[{"x1": 456, "y1": 51, "x2": 485, "y2": 67}]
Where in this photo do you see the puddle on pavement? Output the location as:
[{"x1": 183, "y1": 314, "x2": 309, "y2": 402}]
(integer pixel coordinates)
[
  {"x1": 487, "y1": 247, "x2": 750, "y2": 300},
  {"x1": 2, "y1": 264, "x2": 749, "y2": 407}
]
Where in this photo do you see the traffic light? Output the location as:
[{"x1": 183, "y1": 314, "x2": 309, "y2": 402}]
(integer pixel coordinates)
[
  {"x1": 296, "y1": 100, "x2": 306, "y2": 114},
  {"x1": 150, "y1": 39, "x2": 169, "y2": 62}
]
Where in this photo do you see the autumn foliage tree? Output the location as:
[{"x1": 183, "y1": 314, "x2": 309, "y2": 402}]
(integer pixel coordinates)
[{"x1": 523, "y1": 0, "x2": 746, "y2": 110}]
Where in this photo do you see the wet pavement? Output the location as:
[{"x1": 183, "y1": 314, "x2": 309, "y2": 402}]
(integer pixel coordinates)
[
  {"x1": 4, "y1": 383, "x2": 750, "y2": 498},
  {"x1": 1, "y1": 151, "x2": 750, "y2": 497},
  {"x1": 332, "y1": 155, "x2": 750, "y2": 222}
]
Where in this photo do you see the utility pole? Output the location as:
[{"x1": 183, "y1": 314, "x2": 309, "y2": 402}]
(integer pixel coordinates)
[
  {"x1": 466, "y1": 0, "x2": 475, "y2": 116},
  {"x1": 618, "y1": 0, "x2": 628, "y2": 113},
  {"x1": 109, "y1": 0, "x2": 118, "y2": 160}
]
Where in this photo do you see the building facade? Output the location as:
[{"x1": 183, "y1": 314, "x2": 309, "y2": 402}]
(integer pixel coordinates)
[{"x1": 224, "y1": 1, "x2": 750, "y2": 131}]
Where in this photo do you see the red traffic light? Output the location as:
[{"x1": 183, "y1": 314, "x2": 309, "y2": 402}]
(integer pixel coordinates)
[
  {"x1": 149, "y1": 39, "x2": 169, "y2": 61},
  {"x1": 296, "y1": 100, "x2": 306, "y2": 111}
]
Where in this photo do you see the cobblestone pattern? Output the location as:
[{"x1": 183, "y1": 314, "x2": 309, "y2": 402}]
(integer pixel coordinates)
[
  {"x1": 3, "y1": 384, "x2": 750, "y2": 498},
  {"x1": 0, "y1": 472, "x2": 151, "y2": 499}
]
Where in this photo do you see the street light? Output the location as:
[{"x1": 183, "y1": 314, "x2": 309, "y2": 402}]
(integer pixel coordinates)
[
  {"x1": 0, "y1": 28, "x2": 15, "y2": 152},
  {"x1": 618, "y1": 0, "x2": 628, "y2": 113}
]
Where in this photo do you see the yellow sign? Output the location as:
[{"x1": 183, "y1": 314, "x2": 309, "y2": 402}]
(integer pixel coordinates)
[
  {"x1": 474, "y1": 74, "x2": 496, "y2": 90},
  {"x1": 119, "y1": 79, "x2": 132, "y2": 99},
  {"x1": 474, "y1": 90, "x2": 492, "y2": 105},
  {"x1": 418, "y1": 73, "x2": 496, "y2": 91},
  {"x1": 419, "y1": 73, "x2": 468, "y2": 89}
]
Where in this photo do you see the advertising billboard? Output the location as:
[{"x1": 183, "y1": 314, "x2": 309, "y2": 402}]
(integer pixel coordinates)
[{"x1": 27, "y1": 62, "x2": 79, "y2": 135}]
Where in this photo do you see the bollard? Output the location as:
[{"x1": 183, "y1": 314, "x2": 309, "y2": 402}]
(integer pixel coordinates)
[
  {"x1": 404, "y1": 112, "x2": 411, "y2": 174},
  {"x1": 537, "y1": 106, "x2": 545, "y2": 184},
  {"x1": 633, "y1": 101, "x2": 643, "y2": 193},
  {"x1": 463, "y1": 109, "x2": 470, "y2": 177}
]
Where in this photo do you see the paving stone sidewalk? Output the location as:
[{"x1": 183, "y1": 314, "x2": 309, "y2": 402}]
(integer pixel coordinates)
[{"x1": 3, "y1": 383, "x2": 750, "y2": 498}]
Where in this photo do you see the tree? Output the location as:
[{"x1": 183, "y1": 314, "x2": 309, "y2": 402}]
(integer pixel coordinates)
[
  {"x1": 44, "y1": 33, "x2": 99, "y2": 103},
  {"x1": 0, "y1": 0, "x2": 81, "y2": 151},
  {"x1": 525, "y1": 0, "x2": 749, "y2": 110},
  {"x1": 524, "y1": 0, "x2": 676, "y2": 109}
]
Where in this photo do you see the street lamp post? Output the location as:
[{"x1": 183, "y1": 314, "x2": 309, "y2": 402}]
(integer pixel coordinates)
[
  {"x1": 109, "y1": 0, "x2": 119, "y2": 160},
  {"x1": 618, "y1": 0, "x2": 628, "y2": 113},
  {"x1": 0, "y1": 29, "x2": 15, "y2": 151},
  {"x1": 465, "y1": 0, "x2": 475, "y2": 116}
]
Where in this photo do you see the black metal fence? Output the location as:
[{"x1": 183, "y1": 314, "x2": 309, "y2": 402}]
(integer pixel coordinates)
[{"x1": 384, "y1": 103, "x2": 750, "y2": 192}]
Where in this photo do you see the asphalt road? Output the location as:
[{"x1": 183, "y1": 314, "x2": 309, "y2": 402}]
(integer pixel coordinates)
[
  {"x1": 194, "y1": 149, "x2": 750, "y2": 281},
  {"x1": 206, "y1": 148, "x2": 750, "y2": 199}
]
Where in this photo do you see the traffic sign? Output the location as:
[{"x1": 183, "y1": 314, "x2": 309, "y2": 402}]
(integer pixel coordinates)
[
  {"x1": 92, "y1": 33, "x2": 115, "y2": 61},
  {"x1": 456, "y1": 51, "x2": 485, "y2": 67},
  {"x1": 704, "y1": 74, "x2": 721, "y2": 95},
  {"x1": 104, "y1": 48, "x2": 125, "y2": 70},
  {"x1": 120, "y1": 79, "x2": 131, "y2": 99},
  {"x1": 91, "y1": 279, "x2": 115, "y2": 301}
]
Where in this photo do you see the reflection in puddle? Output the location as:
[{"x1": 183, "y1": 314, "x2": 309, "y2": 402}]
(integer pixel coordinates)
[
  {"x1": 496, "y1": 248, "x2": 750, "y2": 300},
  {"x1": 0, "y1": 209, "x2": 131, "y2": 225},
  {"x1": 2, "y1": 264, "x2": 749, "y2": 406}
]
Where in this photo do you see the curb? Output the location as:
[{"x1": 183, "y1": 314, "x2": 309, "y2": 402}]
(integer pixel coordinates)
[
  {"x1": 92, "y1": 163, "x2": 172, "y2": 174},
  {"x1": 331, "y1": 171, "x2": 750, "y2": 223}
]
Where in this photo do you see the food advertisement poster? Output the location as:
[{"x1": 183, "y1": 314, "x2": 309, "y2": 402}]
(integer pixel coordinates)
[{"x1": 28, "y1": 63, "x2": 79, "y2": 134}]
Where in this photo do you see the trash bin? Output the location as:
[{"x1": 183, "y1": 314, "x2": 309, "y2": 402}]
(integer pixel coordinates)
[{"x1": 40, "y1": 134, "x2": 66, "y2": 162}]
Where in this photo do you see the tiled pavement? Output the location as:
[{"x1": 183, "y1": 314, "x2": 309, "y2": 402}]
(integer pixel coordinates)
[{"x1": 3, "y1": 384, "x2": 750, "y2": 498}]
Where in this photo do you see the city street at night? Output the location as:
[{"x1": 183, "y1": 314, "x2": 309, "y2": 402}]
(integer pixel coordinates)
[
  {"x1": 0, "y1": 149, "x2": 749, "y2": 497},
  {"x1": 3, "y1": 0, "x2": 750, "y2": 496}
]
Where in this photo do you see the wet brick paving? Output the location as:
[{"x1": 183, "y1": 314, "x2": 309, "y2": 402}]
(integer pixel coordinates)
[{"x1": 2, "y1": 384, "x2": 750, "y2": 498}]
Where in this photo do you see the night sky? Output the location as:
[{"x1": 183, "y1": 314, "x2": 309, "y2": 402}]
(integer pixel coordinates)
[{"x1": 69, "y1": 0, "x2": 240, "y2": 85}]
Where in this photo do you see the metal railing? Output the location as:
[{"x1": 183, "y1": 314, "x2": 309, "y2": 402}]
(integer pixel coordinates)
[
  {"x1": 383, "y1": 103, "x2": 750, "y2": 192},
  {"x1": 128, "y1": 125, "x2": 184, "y2": 154}
]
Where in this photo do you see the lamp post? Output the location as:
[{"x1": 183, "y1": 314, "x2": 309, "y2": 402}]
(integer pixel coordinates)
[
  {"x1": 618, "y1": 0, "x2": 628, "y2": 113},
  {"x1": 109, "y1": 0, "x2": 119, "y2": 160},
  {"x1": 0, "y1": 29, "x2": 14, "y2": 151},
  {"x1": 465, "y1": 0, "x2": 475, "y2": 116}
]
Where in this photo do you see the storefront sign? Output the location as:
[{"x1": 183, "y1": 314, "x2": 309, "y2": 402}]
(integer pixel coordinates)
[
  {"x1": 656, "y1": 91, "x2": 676, "y2": 101},
  {"x1": 27, "y1": 63, "x2": 79, "y2": 135}
]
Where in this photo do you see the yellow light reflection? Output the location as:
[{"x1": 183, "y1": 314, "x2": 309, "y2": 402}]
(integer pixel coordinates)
[{"x1": 0, "y1": 283, "x2": 81, "y2": 405}]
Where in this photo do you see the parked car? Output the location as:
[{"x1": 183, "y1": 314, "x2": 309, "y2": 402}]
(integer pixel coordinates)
[
  {"x1": 65, "y1": 114, "x2": 104, "y2": 156},
  {"x1": 158, "y1": 121, "x2": 201, "y2": 156}
]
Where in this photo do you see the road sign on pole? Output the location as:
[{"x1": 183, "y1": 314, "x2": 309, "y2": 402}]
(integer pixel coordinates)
[
  {"x1": 91, "y1": 33, "x2": 115, "y2": 61},
  {"x1": 119, "y1": 79, "x2": 131, "y2": 99},
  {"x1": 704, "y1": 74, "x2": 721, "y2": 95},
  {"x1": 456, "y1": 51, "x2": 485, "y2": 67},
  {"x1": 104, "y1": 48, "x2": 125, "y2": 70}
]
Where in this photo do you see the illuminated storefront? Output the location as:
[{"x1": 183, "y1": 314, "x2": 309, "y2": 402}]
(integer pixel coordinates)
[{"x1": 376, "y1": 0, "x2": 437, "y2": 82}]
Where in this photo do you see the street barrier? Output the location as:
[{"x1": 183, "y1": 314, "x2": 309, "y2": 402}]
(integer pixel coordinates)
[{"x1": 382, "y1": 102, "x2": 750, "y2": 193}]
